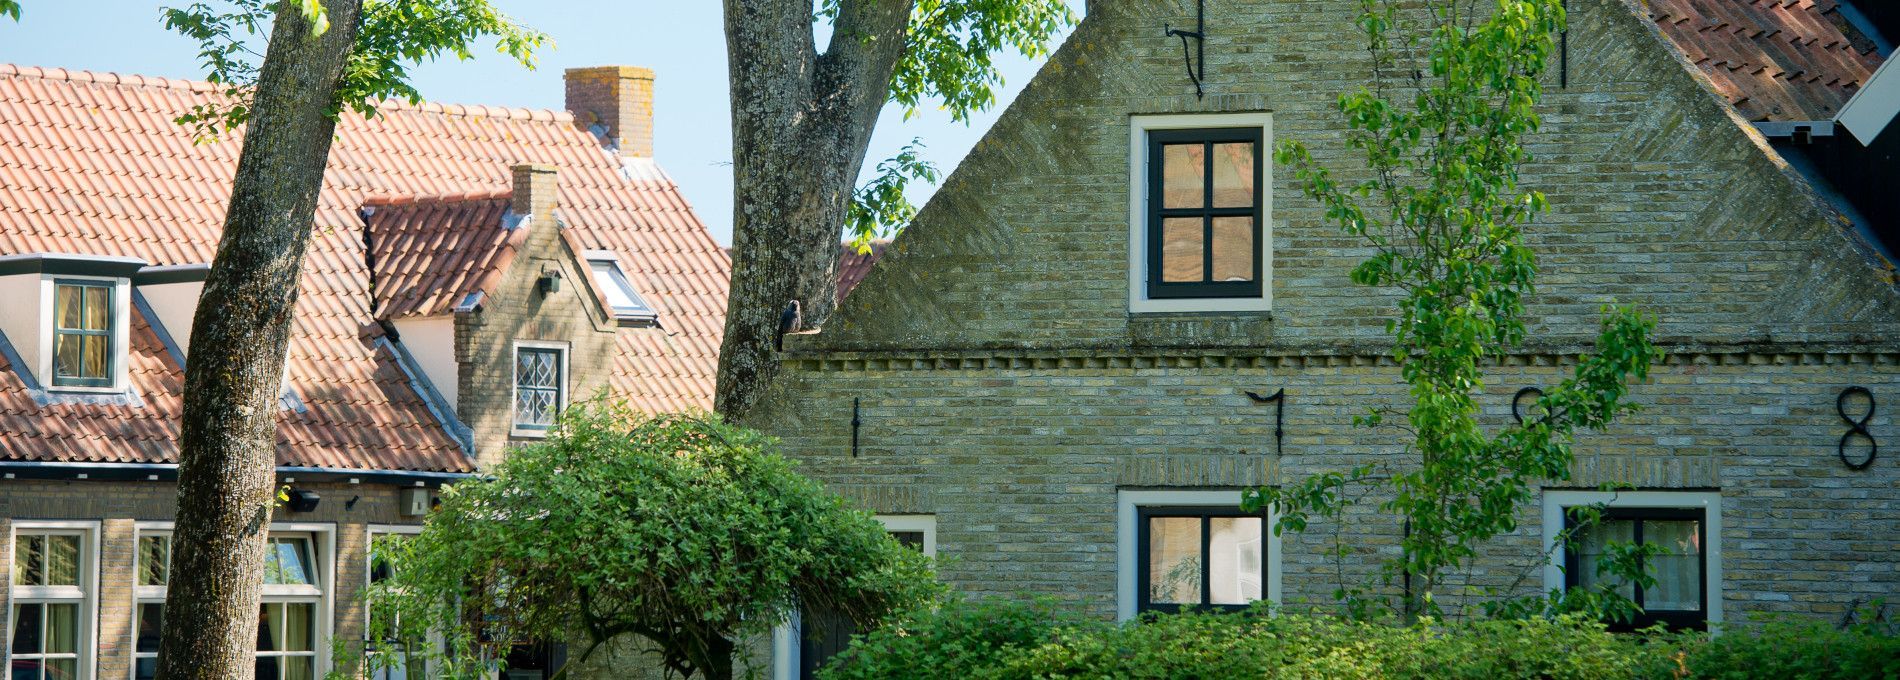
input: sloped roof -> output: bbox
[1648,0,1886,121]
[0,64,729,471]
[836,240,891,304]
[365,192,524,319]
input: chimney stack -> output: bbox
[511,164,558,222]
[564,66,655,158]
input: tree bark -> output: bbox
[716,0,914,419]
[155,2,362,679]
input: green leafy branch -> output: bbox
[846,139,939,252]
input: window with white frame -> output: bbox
[775,516,936,680]
[1117,490,1280,620]
[512,343,566,435]
[50,279,117,388]
[9,523,96,680]
[130,527,331,679]
[1542,490,1722,631]
[1128,114,1273,314]
[583,255,658,326]
[366,527,430,680]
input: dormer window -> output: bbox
[52,280,115,388]
[585,255,659,326]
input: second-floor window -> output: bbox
[1146,128,1263,300]
[513,345,565,433]
[52,280,115,388]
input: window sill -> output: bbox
[1129,297,1272,315]
[510,428,552,440]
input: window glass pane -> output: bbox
[48,659,79,680]
[136,603,165,653]
[516,388,557,428]
[136,658,159,680]
[889,531,925,552]
[517,349,557,389]
[140,535,170,586]
[284,656,316,680]
[53,333,84,380]
[259,603,283,652]
[589,261,654,315]
[1211,142,1255,208]
[285,602,315,652]
[44,534,79,586]
[1211,217,1255,283]
[56,284,82,329]
[1576,519,1635,601]
[256,656,280,680]
[82,334,109,379]
[1208,517,1263,605]
[14,534,42,585]
[264,538,314,586]
[1161,217,1204,283]
[85,285,109,330]
[44,602,77,654]
[11,602,42,654]
[1645,520,1702,611]
[1161,143,1205,209]
[1147,517,1201,604]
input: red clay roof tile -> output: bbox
[1648,0,1886,121]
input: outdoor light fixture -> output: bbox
[537,270,563,296]
[285,488,321,513]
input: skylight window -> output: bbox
[587,258,658,326]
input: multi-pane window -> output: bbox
[790,517,935,680]
[1146,129,1263,299]
[52,280,115,387]
[513,346,564,432]
[10,527,90,680]
[132,532,325,679]
[367,531,428,680]
[1564,507,1708,630]
[1137,507,1265,613]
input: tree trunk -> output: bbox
[715,0,914,420]
[155,3,362,679]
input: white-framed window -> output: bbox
[581,252,658,326]
[1542,490,1722,630]
[1127,113,1274,314]
[773,515,937,680]
[365,525,431,680]
[128,523,335,680]
[8,521,99,680]
[1117,489,1281,621]
[511,341,568,437]
[39,275,132,392]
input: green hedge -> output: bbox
[819,600,1900,680]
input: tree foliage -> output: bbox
[162,0,546,138]
[1242,0,1663,621]
[369,404,941,680]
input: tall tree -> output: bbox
[717,0,1074,418]
[1243,0,1660,622]
[153,2,541,678]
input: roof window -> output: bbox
[586,257,658,327]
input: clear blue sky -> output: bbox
[0,1,1081,246]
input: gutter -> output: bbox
[0,460,478,487]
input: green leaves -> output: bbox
[162,0,547,140]
[1256,0,1660,622]
[0,0,19,21]
[846,140,940,252]
[369,403,942,679]
[873,0,1076,124]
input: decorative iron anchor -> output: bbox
[1165,0,1206,99]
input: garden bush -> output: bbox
[819,599,1900,680]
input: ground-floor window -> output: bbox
[1117,490,1279,621]
[131,524,332,679]
[1543,490,1722,631]
[9,522,97,680]
[366,526,429,680]
[775,515,936,680]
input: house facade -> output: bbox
[754,0,1900,674]
[0,64,729,679]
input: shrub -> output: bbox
[821,599,1900,680]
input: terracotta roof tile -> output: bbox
[836,240,891,304]
[1648,0,1886,121]
[0,63,729,472]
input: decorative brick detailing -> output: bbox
[564,66,656,158]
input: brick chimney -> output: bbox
[564,66,655,158]
[511,164,558,222]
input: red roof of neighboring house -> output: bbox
[0,64,729,472]
[1648,0,1886,121]
[366,193,524,319]
[836,240,890,304]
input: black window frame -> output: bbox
[799,526,931,679]
[512,346,565,432]
[1563,506,1709,632]
[1146,127,1265,300]
[50,278,116,388]
[1136,505,1268,615]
